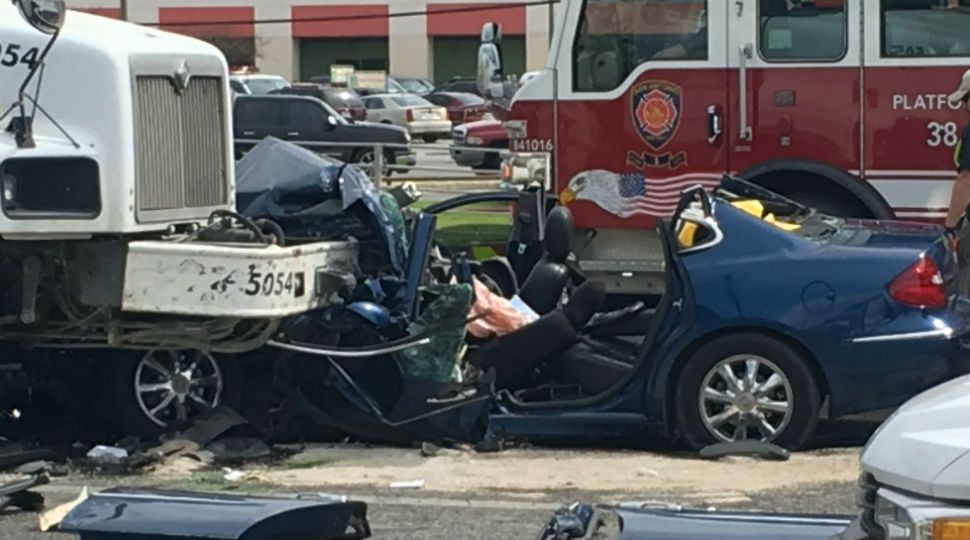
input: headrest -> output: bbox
[545,206,574,261]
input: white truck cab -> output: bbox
[852,375,970,539]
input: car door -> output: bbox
[285,99,344,159]
[233,98,286,155]
[726,0,861,180]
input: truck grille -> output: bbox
[857,473,885,540]
[134,75,228,217]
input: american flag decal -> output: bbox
[564,170,722,219]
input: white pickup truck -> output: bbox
[536,374,970,540]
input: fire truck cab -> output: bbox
[481,0,970,295]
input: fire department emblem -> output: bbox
[631,80,682,151]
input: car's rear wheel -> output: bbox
[674,334,820,450]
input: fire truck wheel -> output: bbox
[109,350,242,437]
[787,191,867,218]
[674,334,821,451]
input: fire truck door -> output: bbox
[727,0,862,190]
[860,0,970,222]
[552,0,730,231]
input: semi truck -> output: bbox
[0,1,358,433]
[478,0,970,296]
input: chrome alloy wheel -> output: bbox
[133,350,223,428]
[698,355,794,443]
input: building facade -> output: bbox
[66,0,553,84]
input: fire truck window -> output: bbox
[881,0,970,57]
[759,0,847,61]
[573,0,709,92]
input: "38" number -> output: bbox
[927,121,959,148]
[0,43,40,69]
[245,270,306,297]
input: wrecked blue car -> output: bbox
[235,138,970,450]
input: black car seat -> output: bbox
[555,225,679,395]
[471,281,606,390]
[518,206,576,315]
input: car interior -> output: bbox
[416,189,687,407]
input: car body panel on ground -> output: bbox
[536,504,850,540]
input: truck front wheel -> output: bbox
[110,349,241,436]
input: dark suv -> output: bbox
[233,95,415,174]
[271,83,367,122]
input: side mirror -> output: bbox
[15,0,66,34]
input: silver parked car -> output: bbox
[361,94,451,143]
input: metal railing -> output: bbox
[233,138,513,188]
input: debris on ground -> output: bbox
[12,460,67,477]
[0,474,48,513]
[207,437,273,463]
[0,444,60,472]
[699,441,791,462]
[86,445,128,463]
[389,479,425,490]
[38,487,89,532]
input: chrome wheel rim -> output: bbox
[699,355,794,443]
[134,350,223,428]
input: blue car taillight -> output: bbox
[888,254,947,309]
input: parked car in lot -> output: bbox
[272,83,367,122]
[450,119,508,170]
[232,95,415,175]
[362,94,451,143]
[424,92,489,126]
[355,77,409,97]
[433,77,481,96]
[280,177,970,450]
[229,74,291,95]
[395,76,435,94]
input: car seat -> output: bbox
[518,206,576,315]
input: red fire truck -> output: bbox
[479,0,970,294]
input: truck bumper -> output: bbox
[122,240,359,318]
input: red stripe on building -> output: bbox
[292,5,389,38]
[75,7,121,19]
[158,7,255,38]
[426,3,525,36]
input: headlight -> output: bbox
[874,495,970,540]
[466,136,484,145]
[404,131,412,143]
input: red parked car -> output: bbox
[424,92,489,127]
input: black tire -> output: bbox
[787,191,867,218]
[109,350,242,437]
[674,334,821,451]
[353,148,395,178]
[422,135,439,143]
